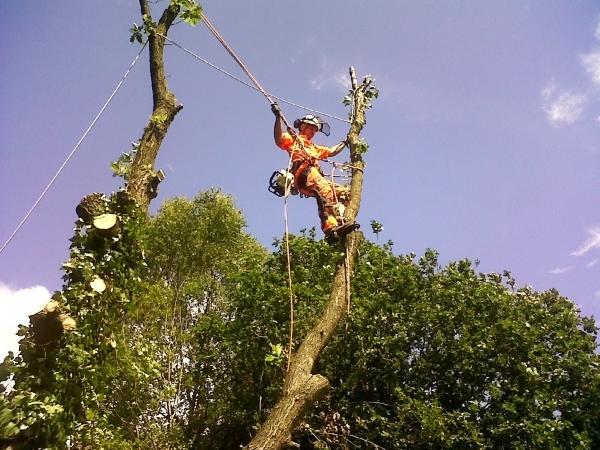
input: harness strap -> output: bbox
[292,160,325,195]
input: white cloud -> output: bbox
[595,289,600,299]
[586,259,597,268]
[0,283,50,358]
[571,227,600,257]
[334,72,351,90]
[549,266,574,274]
[309,70,351,93]
[580,52,600,85]
[308,54,352,93]
[541,84,587,126]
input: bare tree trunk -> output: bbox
[126,0,184,213]
[246,67,371,450]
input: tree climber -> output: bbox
[271,102,359,243]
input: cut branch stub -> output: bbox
[89,276,107,294]
[76,192,108,224]
[149,169,166,200]
[93,213,118,230]
[92,213,120,238]
[29,300,76,346]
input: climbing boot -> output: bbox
[335,222,360,238]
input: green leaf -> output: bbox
[3,421,19,438]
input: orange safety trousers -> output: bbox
[296,166,347,233]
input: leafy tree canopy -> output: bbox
[160,230,600,450]
[1,196,598,449]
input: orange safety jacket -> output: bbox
[277,132,333,185]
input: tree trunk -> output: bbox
[246,67,371,450]
[126,0,184,213]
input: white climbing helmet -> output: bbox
[294,114,330,136]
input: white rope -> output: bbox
[0,42,147,256]
[283,152,295,371]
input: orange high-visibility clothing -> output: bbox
[277,132,345,232]
[278,133,332,163]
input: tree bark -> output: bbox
[246,67,371,450]
[126,0,184,213]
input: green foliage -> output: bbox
[111,142,139,180]
[171,233,599,449]
[130,0,202,44]
[265,343,284,367]
[303,245,600,449]
[129,14,155,45]
[2,186,597,449]
[129,23,143,44]
[0,189,266,449]
[362,74,379,109]
[142,13,155,34]
[172,0,203,26]
[343,74,379,110]
[369,219,383,239]
[343,75,378,154]
[0,190,150,448]
[150,112,168,125]
[354,137,369,155]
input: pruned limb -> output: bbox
[93,213,118,230]
[76,192,107,224]
[246,67,372,450]
[92,213,121,238]
[29,300,76,347]
[149,169,166,200]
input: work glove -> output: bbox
[271,102,281,117]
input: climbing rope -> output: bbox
[0,41,148,257]
[282,153,295,370]
[344,251,351,332]
[202,15,272,102]
[157,33,349,124]
[197,14,360,358]
[194,14,303,365]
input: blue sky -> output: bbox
[1,1,600,354]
